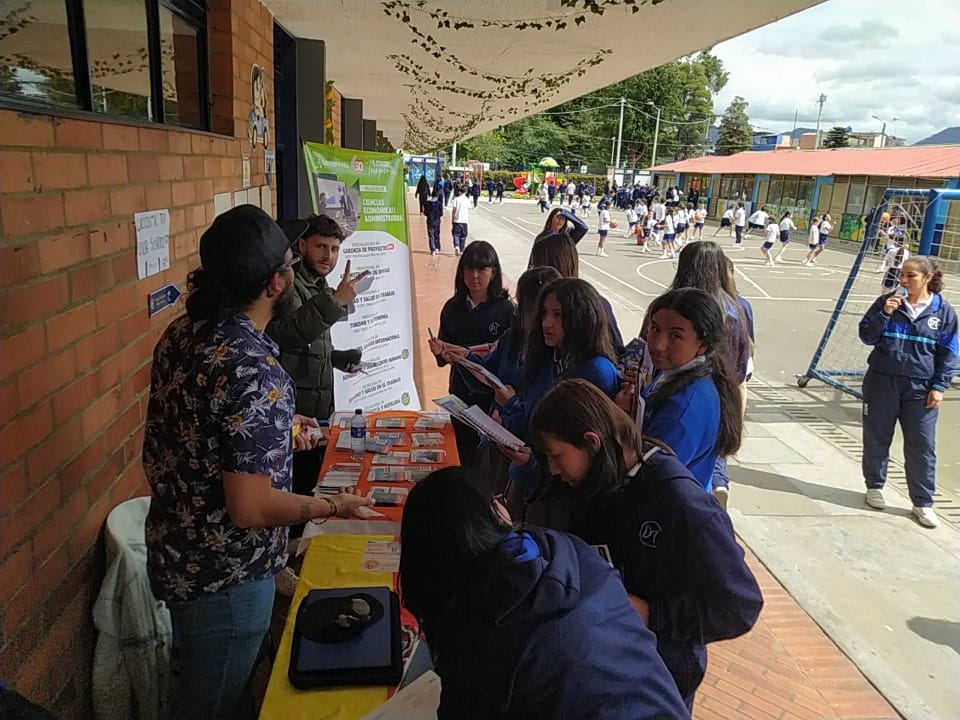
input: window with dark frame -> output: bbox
[0,0,209,131]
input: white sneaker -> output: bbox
[865,488,886,509]
[597,249,609,257]
[912,506,940,528]
[274,566,300,597]
[713,485,729,510]
[809,258,818,264]
[454,247,461,256]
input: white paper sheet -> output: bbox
[359,670,441,720]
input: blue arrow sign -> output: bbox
[148,284,183,317]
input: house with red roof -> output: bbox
[649,145,960,239]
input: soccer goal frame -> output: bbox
[798,187,960,397]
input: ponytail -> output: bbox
[930,269,945,294]
[905,256,945,294]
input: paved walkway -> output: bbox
[405,195,903,720]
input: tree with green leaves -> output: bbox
[715,96,752,156]
[823,126,850,149]
[451,51,729,169]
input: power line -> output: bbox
[538,101,623,116]
[623,100,719,126]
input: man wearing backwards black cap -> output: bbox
[142,205,372,720]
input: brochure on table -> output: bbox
[302,141,420,412]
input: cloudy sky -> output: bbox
[710,0,960,144]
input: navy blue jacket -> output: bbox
[432,527,689,719]
[437,294,515,405]
[569,449,763,702]
[424,196,444,227]
[859,292,958,392]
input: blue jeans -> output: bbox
[170,577,274,719]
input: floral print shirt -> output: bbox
[143,310,294,602]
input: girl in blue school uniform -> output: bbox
[428,241,515,464]
[528,379,763,711]
[494,278,621,492]
[858,257,958,529]
[635,288,744,491]
[439,266,562,490]
[398,467,690,719]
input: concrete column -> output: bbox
[362,119,377,151]
[341,99,364,150]
[294,38,326,216]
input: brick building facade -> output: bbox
[0,0,283,714]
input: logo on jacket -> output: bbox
[488,321,501,334]
[927,316,941,330]
[639,520,661,548]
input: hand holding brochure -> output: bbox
[432,395,525,451]
[452,356,508,391]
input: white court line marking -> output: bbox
[735,266,771,298]
[496,215,653,306]
[634,260,671,291]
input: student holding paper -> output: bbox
[441,267,562,495]
[528,379,763,711]
[496,279,621,492]
[428,241,514,464]
[399,467,689,719]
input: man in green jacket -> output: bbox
[268,214,370,496]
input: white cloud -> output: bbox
[710,0,960,143]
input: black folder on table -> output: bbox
[288,586,402,689]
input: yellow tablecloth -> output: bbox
[258,535,397,720]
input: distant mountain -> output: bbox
[914,127,960,146]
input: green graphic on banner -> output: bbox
[301,142,420,412]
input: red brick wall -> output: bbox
[0,0,275,715]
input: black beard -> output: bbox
[273,280,296,319]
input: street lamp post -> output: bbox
[647,101,661,169]
[614,96,626,169]
[872,114,899,148]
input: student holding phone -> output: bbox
[858,257,958,528]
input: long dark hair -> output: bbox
[664,240,750,380]
[527,233,579,278]
[453,241,508,302]
[508,266,562,362]
[538,208,566,238]
[530,379,642,501]
[399,467,512,644]
[524,278,615,386]
[646,288,743,457]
